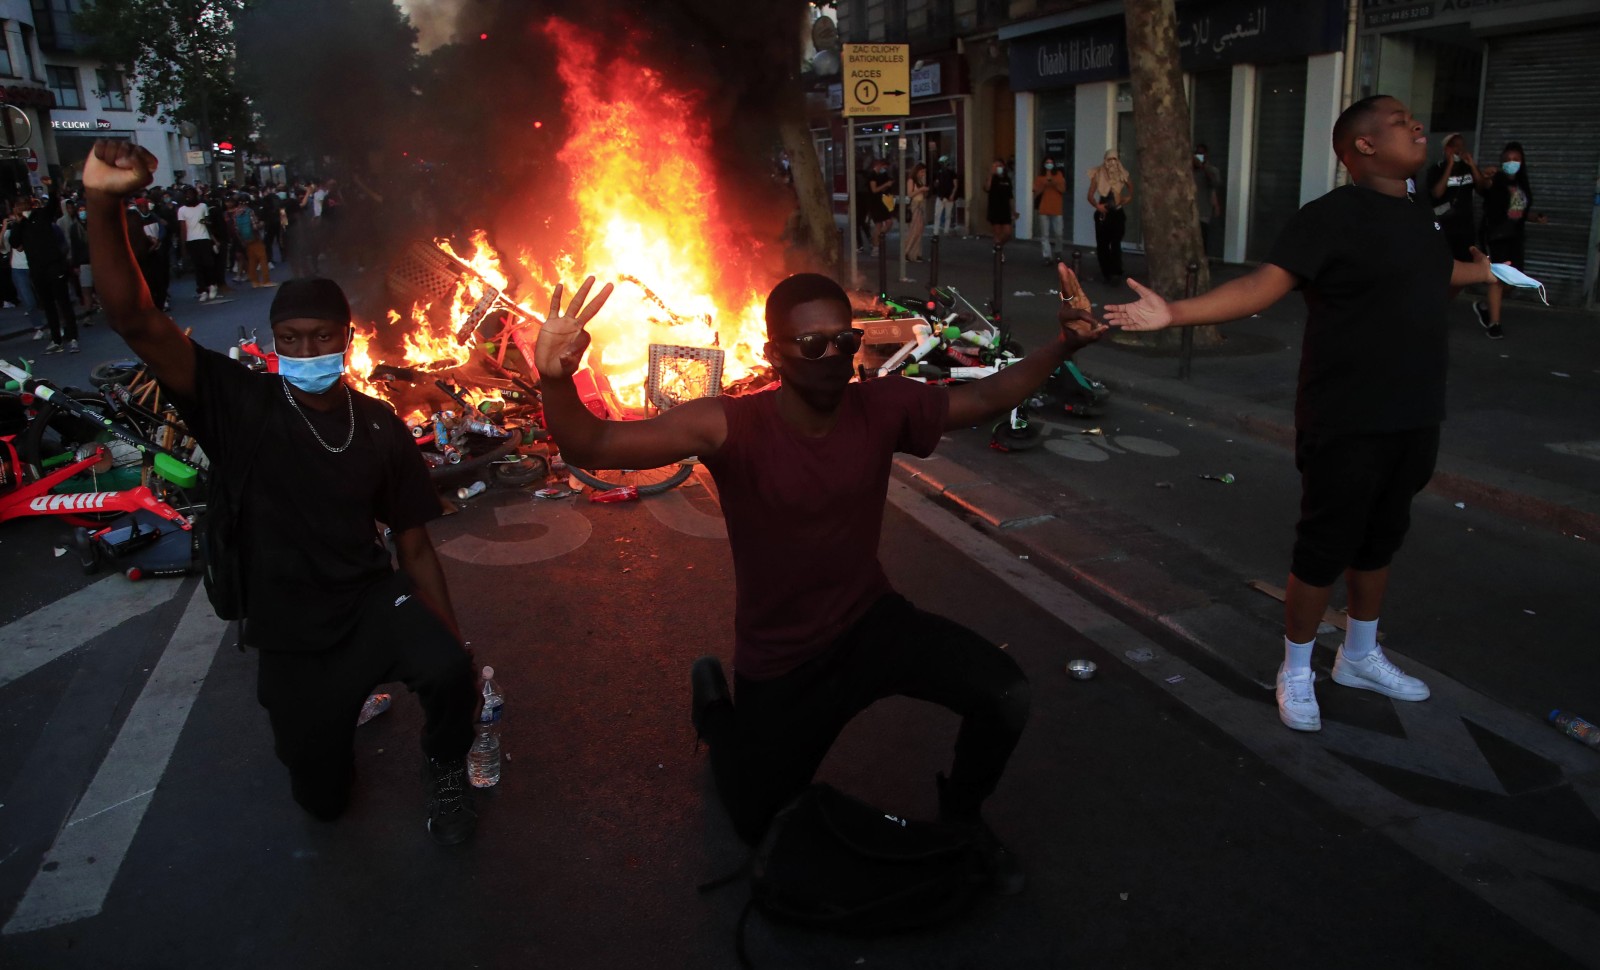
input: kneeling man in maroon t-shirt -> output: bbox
[536,271,1104,893]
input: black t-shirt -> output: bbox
[1425,159,1475,238]
[933,168,958,199]
[1479,171,1532,241]
[1266,183,1453,435]
[168,343,441,651]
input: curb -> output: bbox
[1084,358,1600,540]
[893,453,1276,685]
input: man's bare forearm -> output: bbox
[1169,267,1290,327]
[539,374,612,467]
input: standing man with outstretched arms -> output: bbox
[83,139,480,845]
[1105,96,1501,733]
[535,267,1107,894]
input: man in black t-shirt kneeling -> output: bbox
[84,140,479,845]
[1106,96,1502,733]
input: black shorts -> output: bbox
[1482,233,1524,270]
[1290,426,1440,587]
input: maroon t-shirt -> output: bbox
[703,377,949,681]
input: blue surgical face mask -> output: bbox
[1044,162,1054,170]
[77,210,87,221]
[1502,160,1522,175]
[278,351,346,394]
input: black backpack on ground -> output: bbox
[703,783,988,967]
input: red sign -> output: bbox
[25,149,38,172]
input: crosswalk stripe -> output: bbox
[3,584,227,935]
[0,576,182,689]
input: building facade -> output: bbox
[822,0,1600,307]
[0,0,196,199]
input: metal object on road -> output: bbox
[991,244,1004,324]
[1071,248,1082,281]
[1199,472,1235,484]
[457,480,488,501]
[930,233,940,289]
[1066,658,1098,680]
[1179,261,1198,381]
[646,343,725,412]
[534,485,573,500]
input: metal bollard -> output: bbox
[878,238,889,298]
[1178,261,1199,380]
[991,244,1005,323]
[1072,249,1082,281]
[837,225,847,280]
[929,234,940,290]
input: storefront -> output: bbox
[1361,0,1600,306]
[819,50,970,222]
[1004,0,1346,262]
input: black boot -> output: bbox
[690,655,731,741]
[937,772,1024,895]
[425,756,477,846]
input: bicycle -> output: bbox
[2,358,203,577]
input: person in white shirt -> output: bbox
[176,188,221,302]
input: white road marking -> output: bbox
[885,478,1600,967]
[0,576,182,689]
[3,584,227,935]
[438,499,592,565]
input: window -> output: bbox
[96,68,129,110]
[47,64,81,108]
[20,24,38,79]
[0,23,14,77]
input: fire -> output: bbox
[351,17,775,423]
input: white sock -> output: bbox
[1283,636,1315,673]
[1343,618,1379,660]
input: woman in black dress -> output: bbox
[1085,149,1133,284]
[984,158,1016,247]
[1473,141,1546,339]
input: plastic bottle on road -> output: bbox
[1548,710,1600,749]
[468,666,503,788]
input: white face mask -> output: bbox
[1194,154,1206,163]
[1044,162,1054,171]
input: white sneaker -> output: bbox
[1332,646,1430,701]
[208,285,219,299]
[31,328,43,340]
[198,292,209,302]
[1276,663,1321,732]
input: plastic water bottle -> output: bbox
[468,666,503,788]
[1548,710,1600,749]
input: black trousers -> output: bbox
[185,240,222,293]
[1093,208,1126,280]
[29,266,76,344]
[136,254,170,310]
[254,572,476,821]
[702,592,1031,845]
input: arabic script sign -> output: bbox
[1010,0,1343,91]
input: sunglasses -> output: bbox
[789,328,864,360]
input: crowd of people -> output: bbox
[1,173,370,347]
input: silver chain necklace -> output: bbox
[281,377,356,453]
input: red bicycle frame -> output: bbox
[0,437,192,533]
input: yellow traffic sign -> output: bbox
[842,44,909,118]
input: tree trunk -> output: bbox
[778,101,838,270]
[1122,0,1222,350]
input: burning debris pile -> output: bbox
[344,16,779,466]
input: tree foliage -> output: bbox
[74,0,252,139]
[235,0,421,169]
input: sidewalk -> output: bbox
[860,225,1600,539]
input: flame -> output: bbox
[352,18,775,421]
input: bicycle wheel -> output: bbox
[569,462,694,495]
[990,417,1044,452]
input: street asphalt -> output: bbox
[1,244,1596,968]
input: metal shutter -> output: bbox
[1248,60,1308,262]
[1479,26,1600,306]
